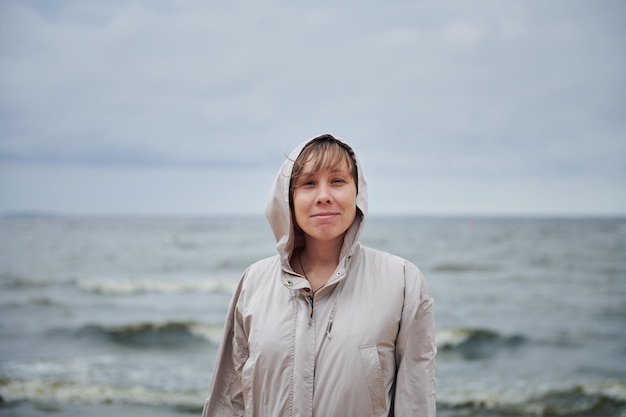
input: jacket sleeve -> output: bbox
[202,273,249,417]
[394,262,437,417]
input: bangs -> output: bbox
[298,144,353,178]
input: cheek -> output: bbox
[292,193,308,222]
[348,200,357,219]
[345,186,358,207]
[342,189,358,219]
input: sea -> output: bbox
[0,215,625,417]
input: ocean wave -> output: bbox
[436,327,525,359]
[432,262,500,273]
[0,297,66,309]
[77,321,223,347]
[438,380,626,416]
[77,323,521,353]
[0,378,203,412]
[76,278,237,295]
[0,275,61,288]
[1,275,239,295]
[1,377,624,416]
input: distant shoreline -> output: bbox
[2,211,625,220]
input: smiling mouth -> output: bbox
[312,213,338,219]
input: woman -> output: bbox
[202,134,436,417]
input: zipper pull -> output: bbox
[325,305,337,339]
[325,318,333,339]
[306,296,314,325]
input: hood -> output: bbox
[265,135,368,270]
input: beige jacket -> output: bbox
[202,137,436,417]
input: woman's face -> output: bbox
[292,157,357,245]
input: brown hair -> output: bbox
[289,134,358,210]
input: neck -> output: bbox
[301,234,344,267]
[297,235,345,293]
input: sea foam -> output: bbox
[76,278,237,295]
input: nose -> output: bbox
[316,183,333,204]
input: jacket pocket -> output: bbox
[359,344,387,417]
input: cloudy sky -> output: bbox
[1,0,624,216]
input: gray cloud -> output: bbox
[1,0,624,215]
